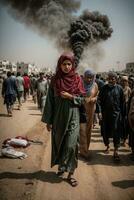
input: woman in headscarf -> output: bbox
[79,69,98,159]
[42,52,85,187]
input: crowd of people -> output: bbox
[1,71,51,116]
[42,52,134,187]
[1,52,134,187]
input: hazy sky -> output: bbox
[0,0,134,72]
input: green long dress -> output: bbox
[42,83,84,173]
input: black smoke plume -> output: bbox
[0,0,113,66]
[69,10,113,65]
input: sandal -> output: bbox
[67,177,78,187]
[113,153,120,162]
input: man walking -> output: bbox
[2,71,17,116]
[99,72,125,161]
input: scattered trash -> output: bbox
[1,145,27,159]
[1,136,43,159]
[6,138,29,148]
[3,136,43,148]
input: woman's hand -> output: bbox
[60,91,73,100]
[85,96,97,103]
[85,97,91,103]
[90,97,97,103]
[46,124,52,132]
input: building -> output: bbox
[0,60,9,75]
[17,62,40,75]
[125,62,134,75]
[0,60,17,76]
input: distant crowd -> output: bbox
[1,71,53,116]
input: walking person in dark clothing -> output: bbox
[96,74,105,91]
[2,71,17,116]
[94,74,105,126]
[98,72,125,161]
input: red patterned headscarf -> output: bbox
[53,52,85,96]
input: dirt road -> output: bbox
[35,126,134,200]
[0,96,49,200]
[0,95,134,200]
[0,96,41,142]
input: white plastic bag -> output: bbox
[7,138,29,147]
[1,146,28,159]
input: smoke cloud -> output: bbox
[69,10,113,65]
[1,0,113,67]
[77,44,105,74]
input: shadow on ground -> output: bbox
[29,113,42,116]
[79,149,134,167]
[112,180,134,189]
[0,113,9,117]
[0,170,63,184]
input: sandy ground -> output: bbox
[0,93,134,200]
[35,127,134,200]
[0,95,49,200]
